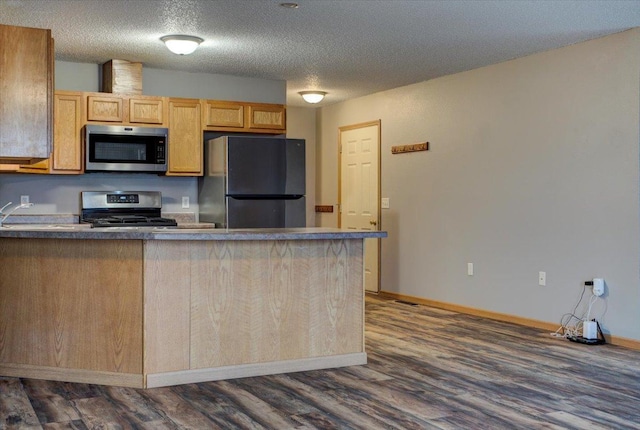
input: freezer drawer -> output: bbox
[226,197,305,229]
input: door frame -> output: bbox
[338,120,382,292]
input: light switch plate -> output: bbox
[381,198,390,209]
[182,196,189,209]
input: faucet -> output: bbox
[0,202,34,227]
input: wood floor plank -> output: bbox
[544,410,615,430]
[0,377,40,428]
[139,387,219,429]
[229,376,318,417]
[42,421,88,430]
[102,386,165,423]
[267,373,407,429]
[1,295,640,429]
[171,382,271,429]
[210,380,299,429]
[72,397,139,429]
[21,379,81,424]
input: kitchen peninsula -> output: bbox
[0,227,386,388]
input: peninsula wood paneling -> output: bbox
[0,239,143,374]
[189,239,364,369]
[143,239,364,375]
[143,241,191,374]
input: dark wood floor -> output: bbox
[2,295,640,429]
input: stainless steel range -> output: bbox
[81,191,177,228]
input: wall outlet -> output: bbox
[182,196,189,209]
[467,263,474,276]
[539,271,546,286]
[20,195,29,204]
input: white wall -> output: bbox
[316,29,640,341]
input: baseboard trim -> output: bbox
[146,352,368,388]
[378,291,640,351]
[0,363,144,388]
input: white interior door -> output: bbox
[339,121,380,293]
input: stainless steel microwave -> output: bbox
[85,125,168,173]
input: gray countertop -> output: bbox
[0,225,388,241]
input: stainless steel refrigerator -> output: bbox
[198,136,306,228]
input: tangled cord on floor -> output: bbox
[551,285,600,339]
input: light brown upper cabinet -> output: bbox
[129,98,165,124]
[202,101,285,134]
[19,91,84,174]
[167,98,202,176]
[0,24,53,164]
[51,92,84,173]
[246,103,286,131]
[86,94,123,122]
[86,93,166,126]
[202,101,245,129]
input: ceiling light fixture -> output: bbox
[280,2,299,8]
[299,91,327,104]
[161,35,204,55]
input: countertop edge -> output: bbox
[0,227,388,241]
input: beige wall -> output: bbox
[315,29,640,341]
[286,106,317,226]
[55,61,286,104]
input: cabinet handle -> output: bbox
[369,220,377,226]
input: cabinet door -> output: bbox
[87,95,123,122]
[0,24,52,162]
[247,103,286,131]
[129,97,164,124]
[202,101,244,128]
[52,92,83,173]
[17,91,84,174]
[167,99,202,176]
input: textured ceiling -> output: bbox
[1,0,640,106]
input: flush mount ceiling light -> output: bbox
[299,91,327,104]
[161,35,204,55]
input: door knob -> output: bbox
[369,220,377,226]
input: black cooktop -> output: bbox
[89,215,178,228]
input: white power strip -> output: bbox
[593,278,604,297]
[583,321,598,340]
